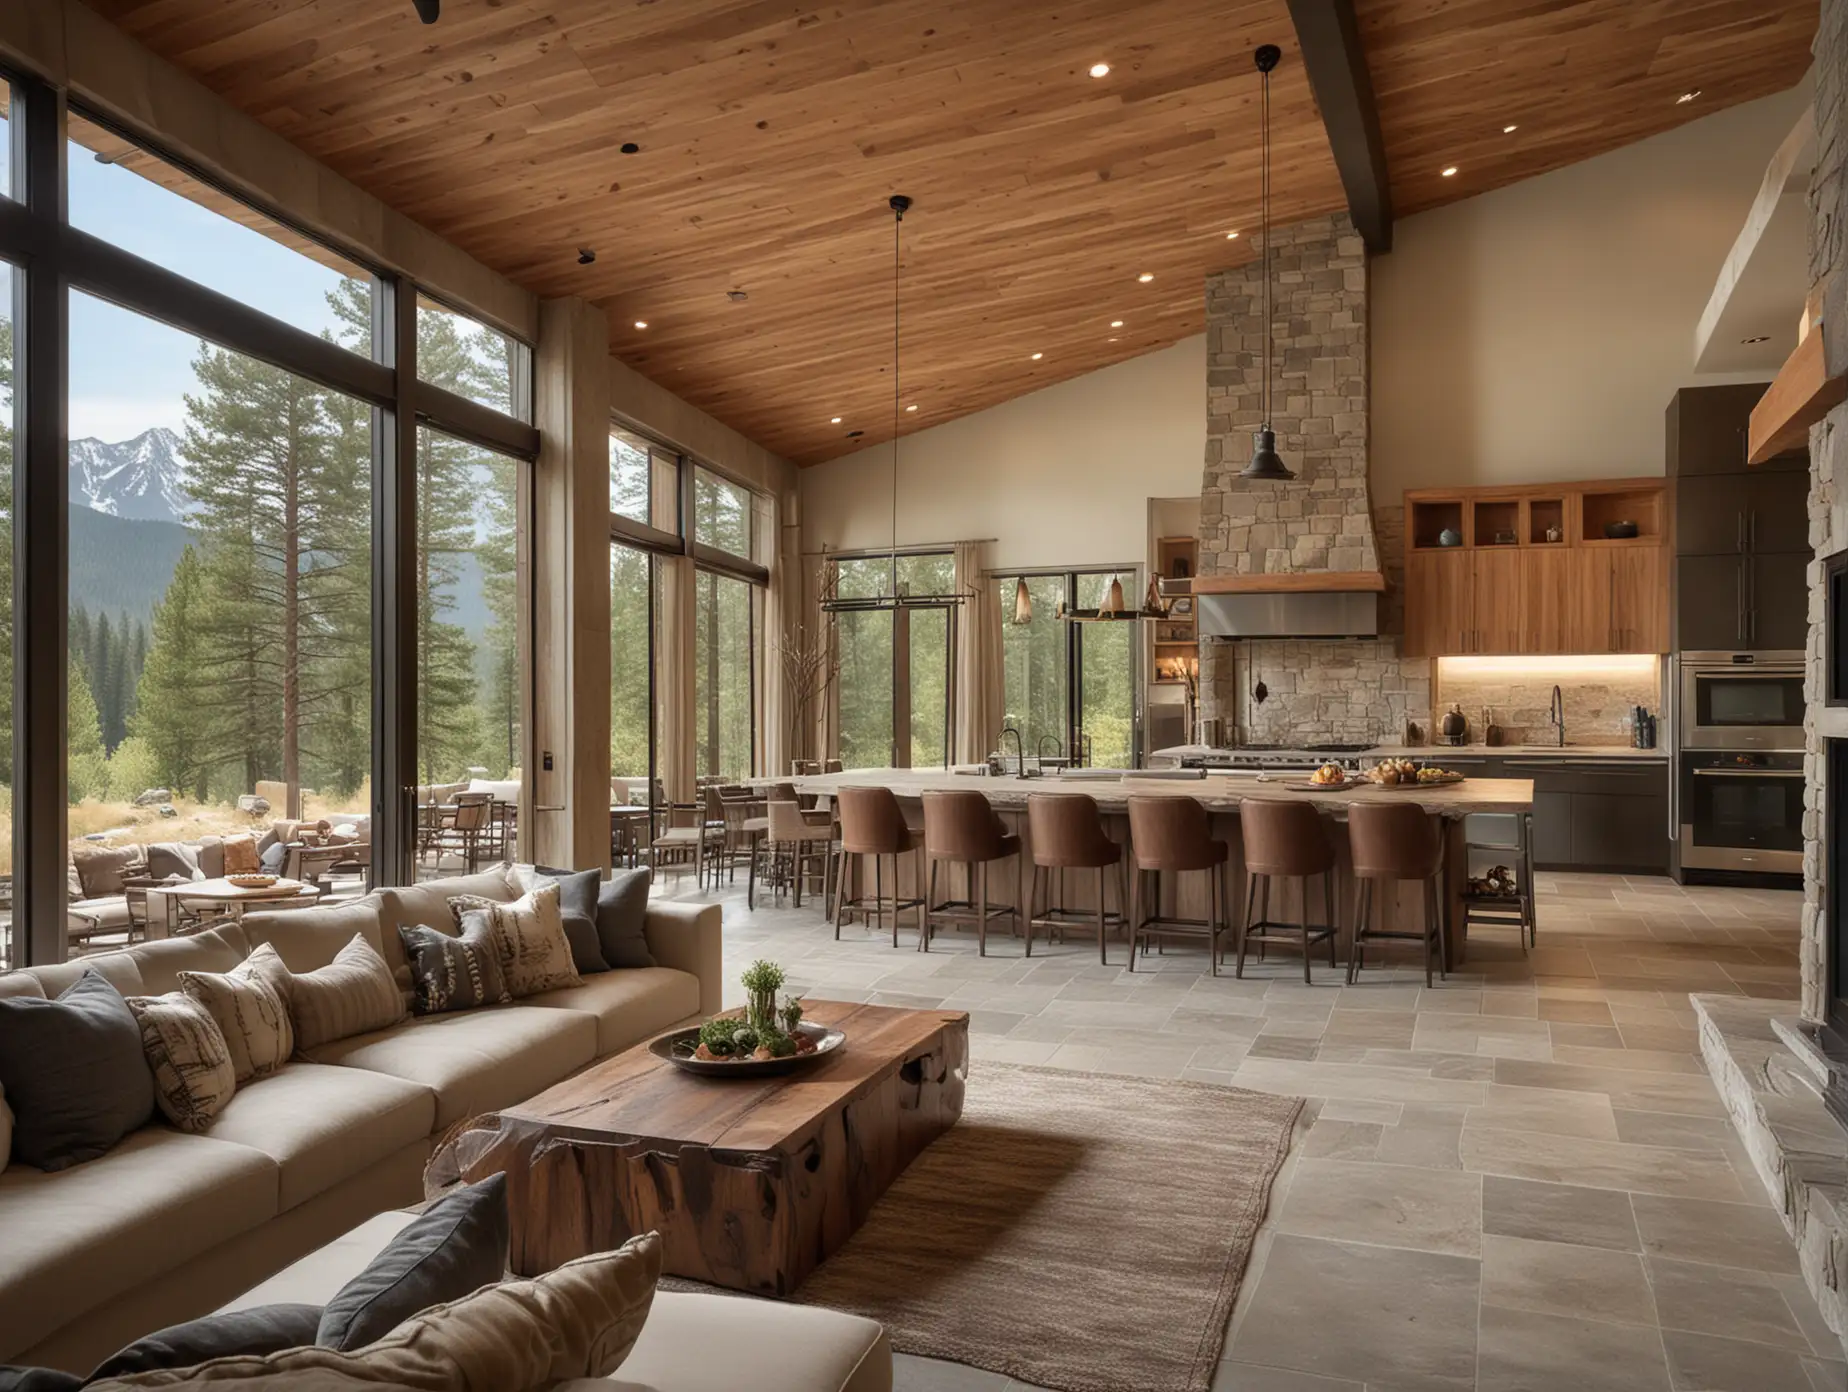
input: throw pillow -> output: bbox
[0,1368,81,1391]
[89,1305,323,1379]
[0,970,154,1171]
[514,865,608,974]
[447,884,579,998]
[220,833,261,876]
[287,935,406,1051]
[145,842,203,883]
[398,916,509,1015]
[126,993,237,1134]
[177,950,294,1084]
[316,1174,510,1352]
[82,1233,660,1391]
[70,844,146,899]
[594,868,656,969]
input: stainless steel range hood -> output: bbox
[1196,586,1380,640]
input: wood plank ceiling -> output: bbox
[87,0,1815,466]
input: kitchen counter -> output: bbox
[1148,742,1668,765]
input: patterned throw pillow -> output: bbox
[126,993,236,1133]
[448,883,579,998]
[399,915,510,1015]
[287,935,406,1051]
[177,945,295,1083]
[220,833,261,876]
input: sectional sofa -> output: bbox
[0,867,722,1374]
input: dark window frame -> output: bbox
[997,566,1143,768]
[0,67,538,959]
[828,548,958,769]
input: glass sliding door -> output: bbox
[837,609,893,768]
[610,543,655,795]
[999,571,1139,768]
[695,569,754,782]
[1000,576,1070,761]
[1074,573,1136,769]
[831,552,955,770]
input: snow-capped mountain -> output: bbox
[68,428,197,526]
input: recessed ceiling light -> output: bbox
[1502,124,1518,133]
[906,404,918,412]
[830,416,842,424]
[1089,62,1111,78]
[633,319,648,329]
[620,142,641,154]
[1138,272,1154,283]
[1108,337,1118,343]
[1676,90,1700,104]
[1441,166,1458,177]
[1741,335,1770,345]
[1226,230,1240,239]
[1030,352,1043,361]
[726,288,748,302]
[1110,320,1124,328]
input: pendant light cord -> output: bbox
[1260,59,1272,430]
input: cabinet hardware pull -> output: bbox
[1737,512,1745,554]
[1735,562,1746,645]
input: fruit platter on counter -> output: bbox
[650,959,846,1077]
[1365,757,1466,787]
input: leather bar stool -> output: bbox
[1125,795,1231,973]
[1236,799,1339,983]
[754,797,835,911]
[921,790,1023,954]
[741,782,797,909]
[1346,800,1447,987]
[832,786,924,947]
[1026,793,1128,963]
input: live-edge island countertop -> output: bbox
[770,768,1534,967]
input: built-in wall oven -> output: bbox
[1678,651,1805,750]
[1678,749,1804,874]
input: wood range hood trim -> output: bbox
[1192,570,1387,595]
[1748,318,1847,464]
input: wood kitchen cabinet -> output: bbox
[1403,480,1667,657]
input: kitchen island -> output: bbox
[779,768,1536,969]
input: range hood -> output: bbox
[1194,571,1383,640]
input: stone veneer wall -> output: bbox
[1803,0,1847,1024]
[1196,213,1428,743]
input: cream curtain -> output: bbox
[953,541,1004,765]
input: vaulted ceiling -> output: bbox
[88,0,1817,465]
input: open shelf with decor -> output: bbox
[1473,498,1520,548]
[1528,497,1568,545]
[1580,485,1665,545]
[1410,498,1466,551]
[1151,534,1198,685]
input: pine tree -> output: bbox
[68,657,108,803]
[132,546,214,801]
[69,605,93,692]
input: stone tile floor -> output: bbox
[664,868,1842,1392]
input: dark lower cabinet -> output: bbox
[1496,757,1669,873]
[1531,790,1573,865]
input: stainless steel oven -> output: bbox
[1678,749,1804,873]
[1677,651,1804,750]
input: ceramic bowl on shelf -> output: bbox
[1603,520,1639,539]
[1437,527,1463,547]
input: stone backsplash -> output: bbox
[1434,659,1664,746]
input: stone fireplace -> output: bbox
[1195,212,1430,744]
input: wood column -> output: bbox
[529,297,611,871]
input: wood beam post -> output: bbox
[529,297,611,871]
[1285,0,1394,253]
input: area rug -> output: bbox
[772,1063,1302,1392]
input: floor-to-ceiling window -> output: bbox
[832,552,955,769]
[999,570,1138,768]
[0,72,537,959]
[691,465,763,783]
[609,543,656,793]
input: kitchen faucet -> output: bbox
[1548,685,1565,747]
[1000,725,1028,779]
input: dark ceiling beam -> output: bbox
[1285,0,1393,253]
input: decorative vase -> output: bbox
[1437,527,1462,548]
[1440,703,1468,742]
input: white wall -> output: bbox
[802,83,1807,556]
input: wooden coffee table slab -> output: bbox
[449,1000,969,1295]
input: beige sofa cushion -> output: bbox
[241,899,390,975]
[304,1006,596,1129]
[198,1062,436,1211]
[287,936,405,1052]
[0,1128,278,1362]
[71,844,147,898]
[0,950,144,1003]
[127,926,251,996]
[521,968,701,1057]
[127,993,238,1133]
[221,1213,892,1392]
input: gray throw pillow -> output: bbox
[316,1173,509,1352]
[88,1304,323,1379]
[0,1367,81,1391]
[398,917,510,1015]
[145,842,202,882]
[595,868,655,968]
[532,865,610,974]
[0,971,154,1171]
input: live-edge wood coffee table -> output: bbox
[450,1000,969,1296]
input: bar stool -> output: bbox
[1346,800,1447,987]
[1026,793,1129,963]
[832,786,924,947]
[921,790,1022,954]
[1125,795,1231,973]
[1236,799,1339,983]
[753,796,834,911]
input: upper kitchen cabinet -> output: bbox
[1403,480,1667,658]
[1666,382,1805,477]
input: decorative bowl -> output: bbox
[1603,520,1639,539]
[1437,528,1463,547]
[651,1020,846,1078]
[226,873,280,889]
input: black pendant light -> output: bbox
[1241,43,1295,482]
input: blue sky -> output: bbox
[66,136,361,443]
